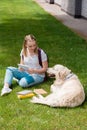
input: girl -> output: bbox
[1,34,48,96]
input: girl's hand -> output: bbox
[19,67,25,71]
[28,68,36,74]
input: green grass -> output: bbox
[0,0,87,130]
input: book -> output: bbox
[34,88,47,95]
[18,64,29,70]
[17,90,32,95]
[17,90,35,99]
[17,93,35,99]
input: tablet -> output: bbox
[18,64,29,70]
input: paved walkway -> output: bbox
[35,0,87,41]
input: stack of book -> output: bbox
[17,90,35,99]
[17,89,47,99]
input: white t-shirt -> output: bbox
[20,49,47,78]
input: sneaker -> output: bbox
[1,87,12,96]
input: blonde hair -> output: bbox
[22,34,38,56]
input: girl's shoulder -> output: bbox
[38,48,46,55]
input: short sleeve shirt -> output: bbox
[20,49,47,77]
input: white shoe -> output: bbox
[1,87,12,96]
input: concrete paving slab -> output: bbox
[34,0,87,40]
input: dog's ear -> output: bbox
[59,71,66,80]
[64,67,71,76]
[56,67,71,80]
[55,70,65,80]
[55,71,60,79]
[60,68,71,79]
[54,71,64,86]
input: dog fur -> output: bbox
[31,64,85,107]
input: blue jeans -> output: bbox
[4,67,44,88]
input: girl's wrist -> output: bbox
[34,69,37,73]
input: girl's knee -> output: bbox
[19,78,28,88]
[7,66,16,71]
[6,67,13,75]
[6,67,12,71]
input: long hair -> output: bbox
[22,34,38,56]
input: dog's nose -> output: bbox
[48,74,55,78]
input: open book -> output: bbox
[18,64,29,70]
[34,89,47,95]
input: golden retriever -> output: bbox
[31,64,85,107]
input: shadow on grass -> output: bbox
[0,17,87,68]
[0,17,75,43]
[0,17,72,66]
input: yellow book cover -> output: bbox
[17,93,35,99]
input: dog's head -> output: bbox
[55,66,71,80]
[47,64,71,79]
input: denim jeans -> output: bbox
[4,67,44,88]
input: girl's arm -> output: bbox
[28,61,48,74]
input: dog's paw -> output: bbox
[30,96,39,103]
[37,94,44,99]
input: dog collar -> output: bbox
[65,73,74,80]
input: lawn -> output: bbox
[0,0,87,130]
